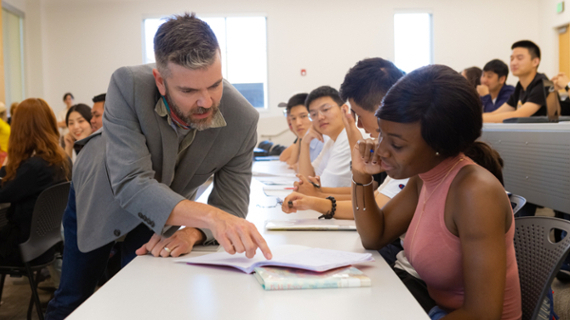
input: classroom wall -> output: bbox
[3,0,547,145]
[539,0,570,78]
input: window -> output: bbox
[143,16,268,109]
[394,12,433,73]
[2,4,25,109]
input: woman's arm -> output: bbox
[282,190,392,220]
[442,166,512,320]
[350,140,417,250]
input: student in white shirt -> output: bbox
[298,86,351,188]
[294,58,405,199]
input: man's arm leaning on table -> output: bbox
[104,67,270,259]
[482,101,541,123]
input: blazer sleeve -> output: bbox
[200,114,258,244]
[103,67,185,235]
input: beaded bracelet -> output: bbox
[318,196,337,219]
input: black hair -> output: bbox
[378,64,503,183]
[512,40,541,60]
[92,93,106,103]
[305,86,344,109]
[340,58,405,112]
[462,66,482,89]
[482,59,509,82]
[285,93,309,114]
[66,103,92,126]
[63,92,74,102]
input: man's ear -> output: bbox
[153,68,167,96]
[499,75,507,86]
[532,57,540,69]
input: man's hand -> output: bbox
[293,174,321,196]
[476,84,489,97]
[302,126,324,145]
[341,105,364,149]
[136,227,204,257]
[552,73,570,91]
[207,212,272,260]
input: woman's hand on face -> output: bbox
[351,138,384,177]
[63,133,76,149]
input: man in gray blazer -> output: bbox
[46,13,271,320]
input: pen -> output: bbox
[285,187,295,190]
[310,181,320,188]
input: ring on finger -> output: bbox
[163,247,172,253]
[370,149,374,153]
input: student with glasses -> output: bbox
[297,86,351,188]
[278,93,325,166]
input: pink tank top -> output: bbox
[403,153,521,319]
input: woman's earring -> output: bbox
[435,152,439,156]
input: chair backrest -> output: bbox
[19,182,70,263]
[509,194,527,216]
[514,216,570,320]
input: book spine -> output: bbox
[263,278,368,291]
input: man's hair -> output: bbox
[286,93,309,114]
[305,86,344,109]
[483,59,509,82]
[154,13,220,77]
[92,93,106,103]
[62,92,74,102]
[512,40,541,60]
[340,58,405,112]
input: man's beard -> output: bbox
[164,83,220,131]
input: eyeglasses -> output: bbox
[309,104,335,120]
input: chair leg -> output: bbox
[0,273,6,303]
[24,264,44,320]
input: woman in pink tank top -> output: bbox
[350,65,522,320]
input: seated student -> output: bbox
[477,59,516,113]
[0,98,71,266]
[483,40,547,123]
[352,65,521,319]
[63,103,93,161]
[460,66,482,89]
[294,58,404,199]
[279,93,325,165]
[298,86,351,188]
[90,93,106,132]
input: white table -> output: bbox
[67,161,429,320]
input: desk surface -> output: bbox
[67,161,429,320]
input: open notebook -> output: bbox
[175,244,374,274]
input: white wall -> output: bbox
[538,0,570,78]
[6,0,546,144]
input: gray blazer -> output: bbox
[73,64,258,253]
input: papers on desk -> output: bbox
[265,219,357,231]
[256,176,297,186]
[176,244,374,274]
[254,266,371,291]
[252,161,296,177]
